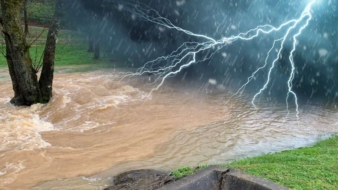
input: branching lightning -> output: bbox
[121,0,317,115]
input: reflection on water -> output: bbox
[0,66,337,190]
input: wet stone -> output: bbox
[104,169,176,190]
[105,166,288,190]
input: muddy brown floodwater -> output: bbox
[0,66,337,190]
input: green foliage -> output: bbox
[24,0,74,28]
[26,1,55,25]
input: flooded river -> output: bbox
[0,66,337,190]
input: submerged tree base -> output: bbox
[10,95,29,106]
[0,0,62,107]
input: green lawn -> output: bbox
[0,45,108,67]
[172,135,338,190]
[0,26,107,67]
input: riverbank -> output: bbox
[173,134,338,189]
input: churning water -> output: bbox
[0,66,337,190]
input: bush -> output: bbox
[26,1,55,26]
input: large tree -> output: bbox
[0,0,63,106]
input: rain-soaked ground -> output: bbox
[0,66,337,190]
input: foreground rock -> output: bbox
[104,166,289,190]
[104,169,176,190]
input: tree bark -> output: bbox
[93,39,100,60]
[88,33,94,52]
[39,0,62,103]
[1,0,40,106]
[0,0,63,106]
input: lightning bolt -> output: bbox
[252,1,315,118]
[121,0,317,115]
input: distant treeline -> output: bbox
[0,0,71,28]
[26,0,55,25]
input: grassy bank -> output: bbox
[0,45,107,67]
[173,135,338,189]
[0,26,107,67]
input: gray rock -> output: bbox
[104,166,289,190]
[160,166,288,190]
[104,169,176,190]
[158,166,229,190]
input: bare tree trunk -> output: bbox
[0,0,63,106]
[23,0,29,35]
[1,0,40,106]
[93,39,100,60]
[88,33,94,52]
[39,0,63,103]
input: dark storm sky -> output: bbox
[75,0,338,101]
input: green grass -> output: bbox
[172,135,338,190]
[0,26,107,67]
[54,45,108,66]
[172,167,205,179]
[0,45,107,67]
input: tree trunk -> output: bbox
[93,39,100,60]
[0,0,63,106]
[39,0,63,103]
[23,0,29,35]
[1,0,40,106]
[88,33,94,52]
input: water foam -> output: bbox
[45,74,149,133]
[0,104,54,152]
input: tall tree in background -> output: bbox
[93,38,100,60]
[91,13,100,60]
[0,0,64,106]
